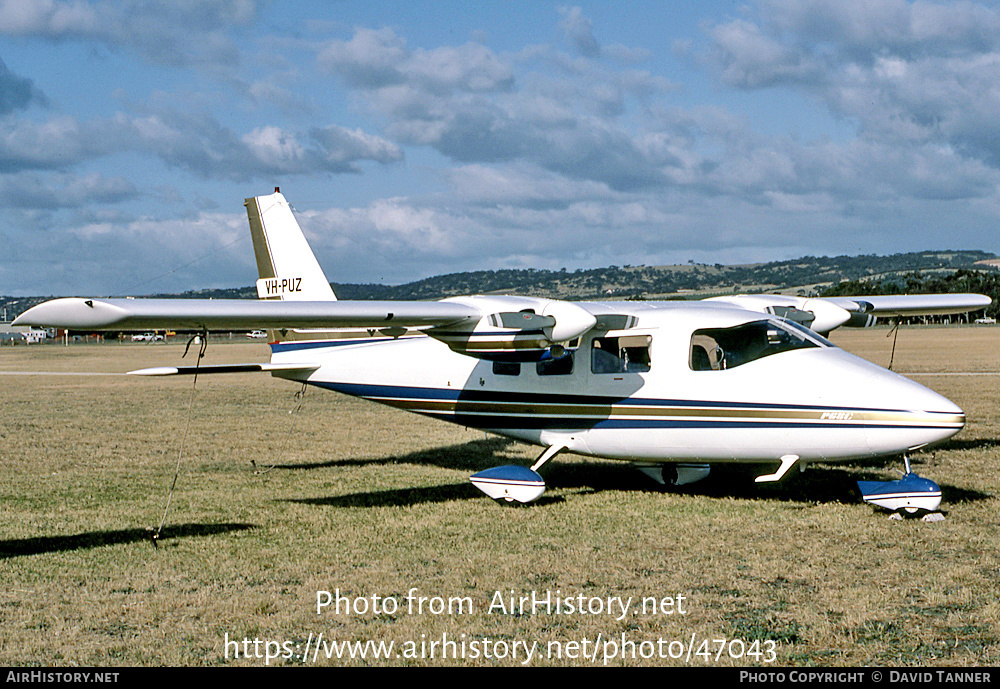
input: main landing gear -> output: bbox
[469,444,566,503]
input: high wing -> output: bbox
[822,294,994,318]
[17,292,990,338]
[13,292,615,366]
[14,297,480,332]
[706,293,991,333]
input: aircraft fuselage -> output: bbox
[270,302,964,467]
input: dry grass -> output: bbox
[0,327,998,666]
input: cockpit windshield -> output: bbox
[690,318,830,371]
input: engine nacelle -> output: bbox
[539,300,598,343]
[707,294,850,334]
[428,310,584,362]
[844,311,878,328]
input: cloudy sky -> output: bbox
[2,0,1000,296]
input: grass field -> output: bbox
[1,327,998,666]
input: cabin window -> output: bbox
[492,361,521,376]
[591,335,652,373]
[536,352,574,376]
[690,319,823,371]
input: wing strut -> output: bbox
[886,317,901,370]
[530,444,567,472]
[153,331,209,546]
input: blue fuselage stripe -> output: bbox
[312,381,931,413]
[423,413,953,431]
[309,381,959,432]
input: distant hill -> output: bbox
[326,250,1000,301]
[3,250,998,321]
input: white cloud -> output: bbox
[318,26,515,95]
[559,6,601,58]
[0,107,403,183]
[0,115,116,172]
[707,18,819,88]
[309,125,403,166]
[0,0,256,67]
[700,0,1000,188]
[0,171,137,208]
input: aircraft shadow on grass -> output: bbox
[938,437,1000,452]
[0,523,255,559]
[283,437,546,508]
[265,436,518,473]
[281,437,994,510]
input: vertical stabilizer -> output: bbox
[245,189,337,301]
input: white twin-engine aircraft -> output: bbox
[15,190,992,513]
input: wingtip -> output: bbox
[11,297,128,329]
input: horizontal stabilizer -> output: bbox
[128,362,319,376]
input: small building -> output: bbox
[0,322,51,344]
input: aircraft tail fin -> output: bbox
[245,189,337,302]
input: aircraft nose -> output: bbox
[863,367,965,454]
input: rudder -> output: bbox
[245,188,337,302]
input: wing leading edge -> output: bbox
[13,297,481,332]
[822,294,993,317]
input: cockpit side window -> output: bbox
[536,352,575,376]
[492,361,521,376]
[591,335,652,374]
[690,319,824,371]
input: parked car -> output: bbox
[974,317,996,324]
[247,330,267,339]
[131,332,164,341]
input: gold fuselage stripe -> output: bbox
[364,395,964,427]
